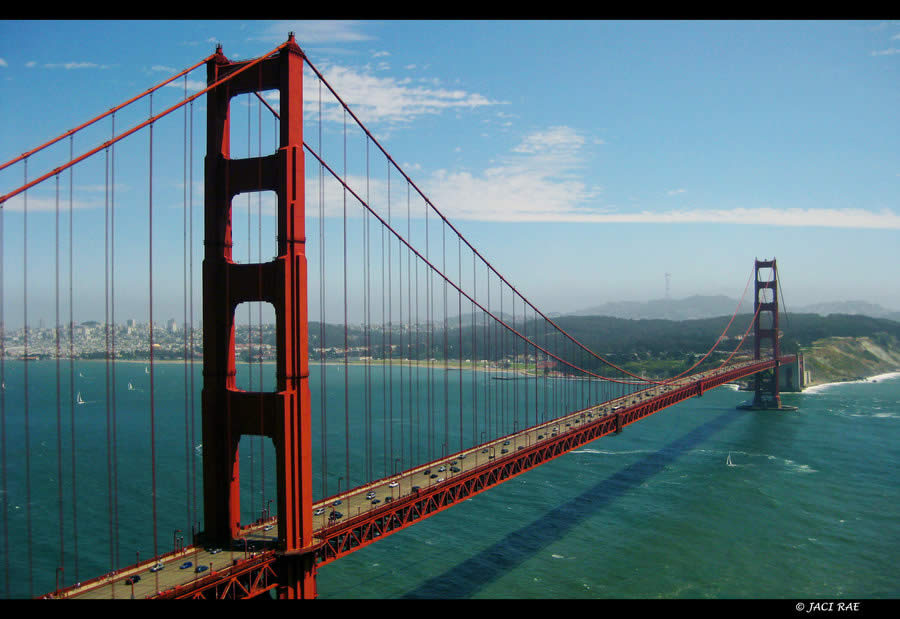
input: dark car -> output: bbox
[125,574,141,585]
[195,565,209,573]
[179,561,193,570]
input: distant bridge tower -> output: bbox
[739,258,796,411]
[201,34,317,598]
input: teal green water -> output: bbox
[1,360,898,598]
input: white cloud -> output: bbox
[302,63,503,127]
[42,61,108,70]
[551,207,900,229]
[422,126,600,222]
[0,193,102,213]
[0,58,7,68]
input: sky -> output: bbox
[1,19,899,328]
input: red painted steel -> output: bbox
[200,34,316,599]
[751,258,782,407]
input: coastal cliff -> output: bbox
[801,335,900,388]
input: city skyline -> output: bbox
[1,20,898,330]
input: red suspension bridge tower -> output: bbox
[738,258,797,412]
[201,34,317,597]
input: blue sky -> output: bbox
[1,20,899,327]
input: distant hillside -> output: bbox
[571,296,900,322]
[802,335,900,387]
[572,295,739,321]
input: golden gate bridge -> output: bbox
[0,34,798,599]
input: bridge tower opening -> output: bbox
[738,258,797,412]
[201,34,317,598]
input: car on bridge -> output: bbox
[124,574,141,585]
[179,561,192,570]
[150,562,164,572]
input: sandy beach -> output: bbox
[803,370,900,394]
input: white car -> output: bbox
[150,562,164,573]
[388,481,398,488]
[314,508,325,516]
[263,524,274,531]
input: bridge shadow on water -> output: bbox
[399,408,743,599]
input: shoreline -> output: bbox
[802,370,900,394]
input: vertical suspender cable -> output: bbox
[189,93,198,539]
[247,93,255,515]
[415,236,420,465]
[472,251,476,447]
[104,144,113,579]
[257,91,265,514]
[365,137,372,481]
[458,235,463,453]
[148,92,159,566]
[183,76,192,530]
[68,135,79,584]
[398,172,404,475]
[110,115,120,571]
[54,173,64,588]
[0,133,7,599]
[442,220,448,457]
[425,203,431,460]
[386,162,393,475]
[23,161,33,598]
[407,183,413,468]
[317,79,327,500]
[343,108,350,490]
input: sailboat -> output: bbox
[128,381,134,391]
[144,366,150,374]
[76,392,85,405]
[726,452,735,467]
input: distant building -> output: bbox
[166,318,177,333]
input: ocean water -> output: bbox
[1,360,898,598]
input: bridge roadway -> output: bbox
[52,357,778,599]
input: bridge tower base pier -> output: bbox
[736,258,797,412]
